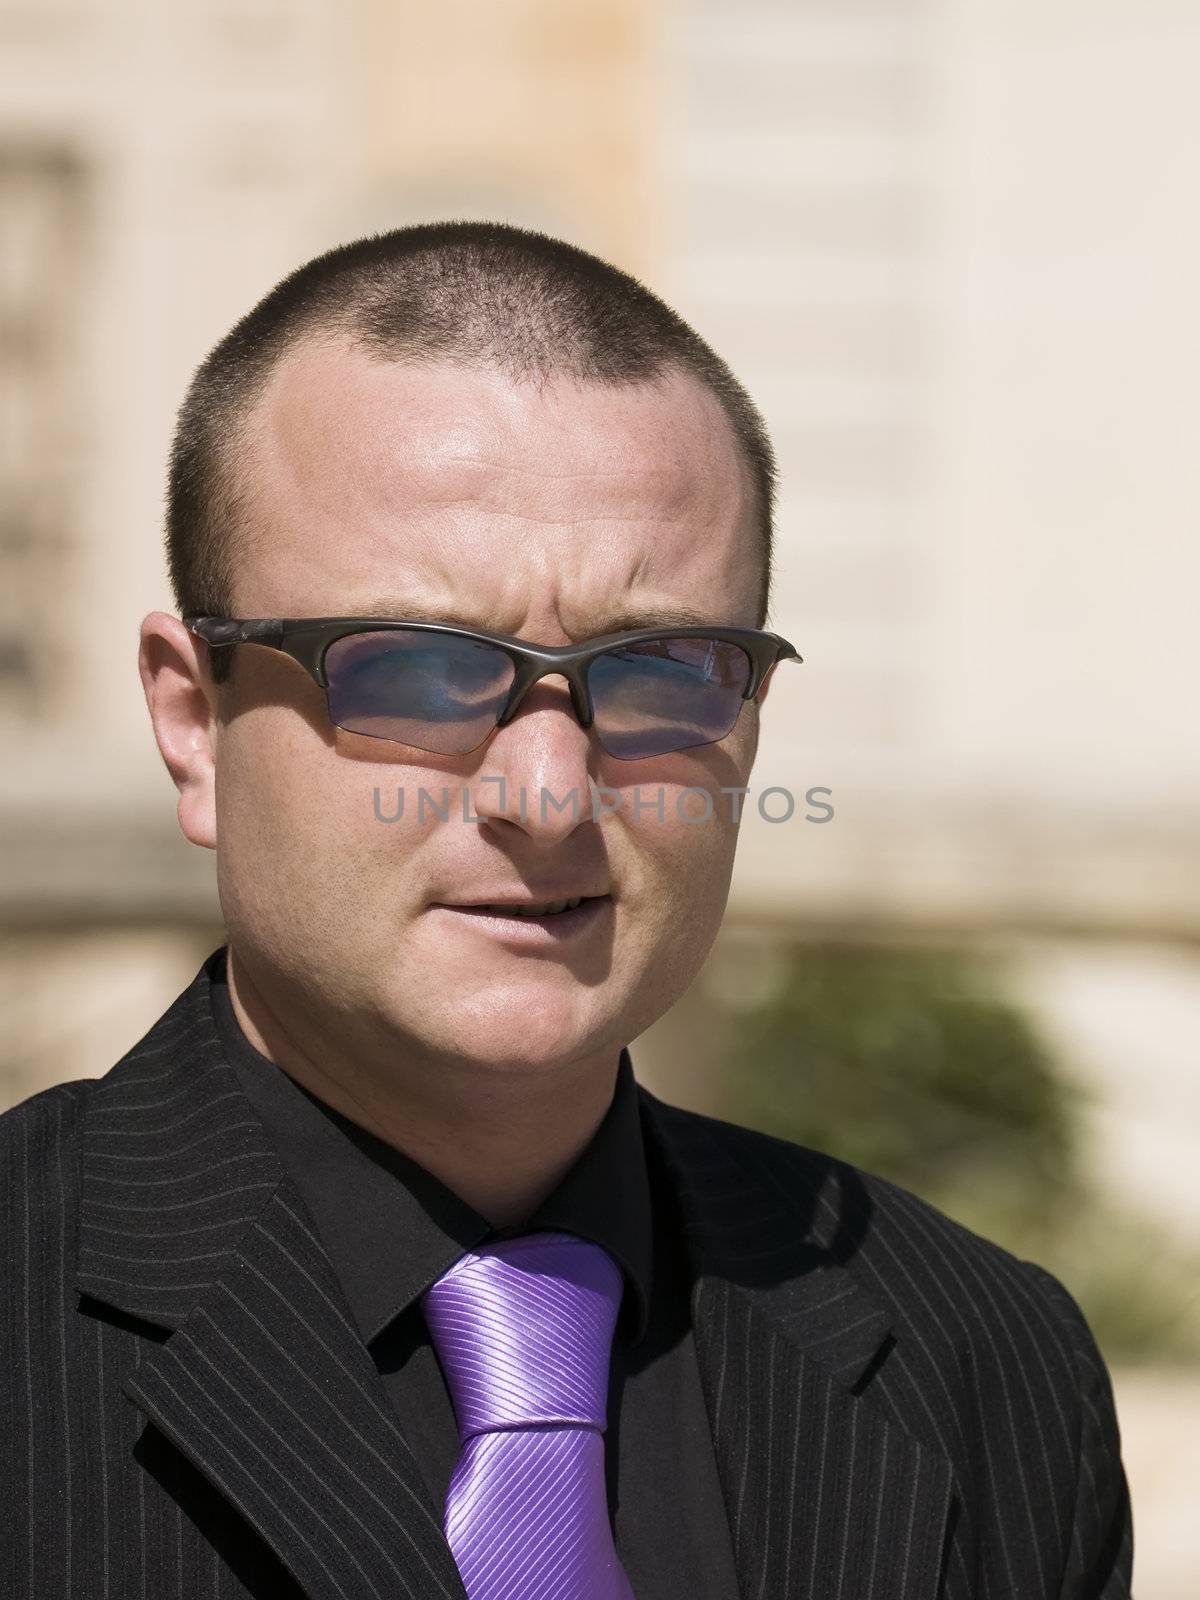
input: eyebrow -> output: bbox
[350,599,719,636]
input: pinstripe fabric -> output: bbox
[1,954,1132,1598]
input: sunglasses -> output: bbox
[183,615,802,761]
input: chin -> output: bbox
[430,978,620,1075]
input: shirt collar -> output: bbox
[207,949,654,1347]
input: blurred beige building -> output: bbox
[2,0,1197,1590]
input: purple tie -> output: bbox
[421,1230,637,1600]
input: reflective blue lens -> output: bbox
[324,630,514,753]
[588,637,751,759]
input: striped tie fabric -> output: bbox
[421,1229,637,1600]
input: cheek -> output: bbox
[602,725,755,977]
[601,786,739,1028]
[613,774,743,925]
[212,718,425,941]
[604,727,754,876]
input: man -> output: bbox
[2,223,1130,1599]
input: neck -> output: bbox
[223,943,622,1228]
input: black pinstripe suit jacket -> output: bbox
[2,956,1132,1599]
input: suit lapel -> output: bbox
[641,1091,954,1600]
[75,963,468,1600]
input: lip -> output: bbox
[430,894,612,942]
[434,888,611,909]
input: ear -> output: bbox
[754,659,780,708]
[138,611,220,850]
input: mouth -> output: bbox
[467,894,590,919]
[431,893,611,938]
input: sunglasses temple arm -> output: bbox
[185,618,285,649]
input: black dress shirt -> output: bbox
[208,951,739,1599]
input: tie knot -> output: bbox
[421,1230,625,1441]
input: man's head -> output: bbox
[141,221,786,1089]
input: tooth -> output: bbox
[479,900,591,917]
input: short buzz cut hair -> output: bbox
[165,220,777,683]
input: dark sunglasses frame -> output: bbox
[183,614,803,749]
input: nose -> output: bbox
[468,678,595,844]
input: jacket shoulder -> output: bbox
[0,1079,94,1295]
[1,1075,95,1200]
[0,1076,93,1159]
[644,1092,1100,1382]
[0,947,225,1217]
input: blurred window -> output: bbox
[0,145,88,719]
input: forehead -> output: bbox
[233,341,761,632]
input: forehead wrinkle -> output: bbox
[391,457,708,530]
[348,595,720,638]
[407,501,688,532]
[427,453,645,481]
